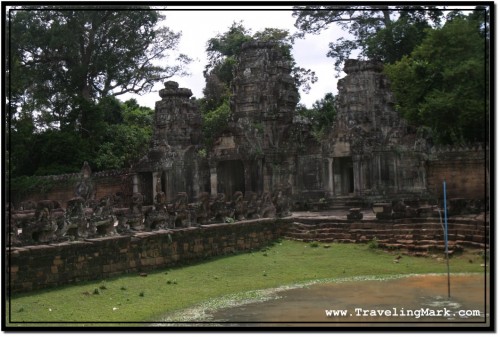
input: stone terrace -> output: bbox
[7,210,489,294]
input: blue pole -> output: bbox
[443,179,450,298]
[443,180,448,253]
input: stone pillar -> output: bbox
[353,156,361,196]
[377,154,382,188]
[192,160,200,200]
[327,158,334,197]
[359,159,364,194]
[152,171,160,199]
[132,174,139,194]
[394,157,399,192]
[263,164,272,193]
[210,166,218,197]
[163,171,170,200]
[420,160,427,190]
[244,161,253,194]
[288,174,294,194]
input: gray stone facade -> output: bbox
[324,59,428,200]
[131,43,478,208]
[134,81,203,203]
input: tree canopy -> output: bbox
[201,21,318,112]
[293,6,489,146]
[292,5,445,74]
[296,92,337,141]
[10,97,154,177]
[384,12,488,145]
[8,6,190,131]
[7,6,186,177]
[199,21,318,146]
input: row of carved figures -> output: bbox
[8,189,292,246]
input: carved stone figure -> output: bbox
[130,193,144,214]
[172,192,190,227]
[273,186,291,218]
[144,206,168,231]
[193,192,211,225]
[64,197,89,238]
[245,192,260,219]
[90,195,117,236]
[259,192,276,218]
[232,191,246,221]
[210,193,231,223]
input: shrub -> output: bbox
[368,237,379,250]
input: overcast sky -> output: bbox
[123,7,351,109]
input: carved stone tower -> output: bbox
[324,59,428,199]
[134,81,203,203]
[207,41,300,199]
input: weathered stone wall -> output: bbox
[11,169,133,207]
[426,145,487,200]
[7,219,287,293]
[325,59,429,199]
[8,213,489,294]
[285,216,489,253]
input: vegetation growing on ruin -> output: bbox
[7,240,486,326]
[201,98,231,148]
[198,21,318,148]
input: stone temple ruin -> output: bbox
[326,59,428,198]
[8,41,488,247]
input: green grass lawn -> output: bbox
[6,240,487,327]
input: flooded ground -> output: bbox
[159,273,489,328]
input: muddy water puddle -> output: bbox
[208,274,489,327]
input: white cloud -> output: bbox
[124,8,347,109]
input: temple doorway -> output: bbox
[138,172,153,204]
[333,157,354,196]
[217,160,245,199]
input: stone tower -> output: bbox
[134,81,203,203]
[230,41,299,152]
[153,81,201,149]
[207,41,300,198]
[324,59,428,198]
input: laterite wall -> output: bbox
[426,147,488,200]
[7,219,288,294]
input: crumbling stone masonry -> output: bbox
[134,81,203,204]
[323,59,428,200]
[7,43,489,293]
[131,41,324,207]
[210,41,301,198]
[9,43,488,248]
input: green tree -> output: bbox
[89,98,154,170]
[201,99,231,148]
[292,5,445,74]
[297,92,337,140]
[200,22,318,148]
[384,13,488,145]
[8,6,186,177]
[201,21,317,114]
[8,6,190,131]
[9,97,154,176]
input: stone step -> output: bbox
[285,234,484,250]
